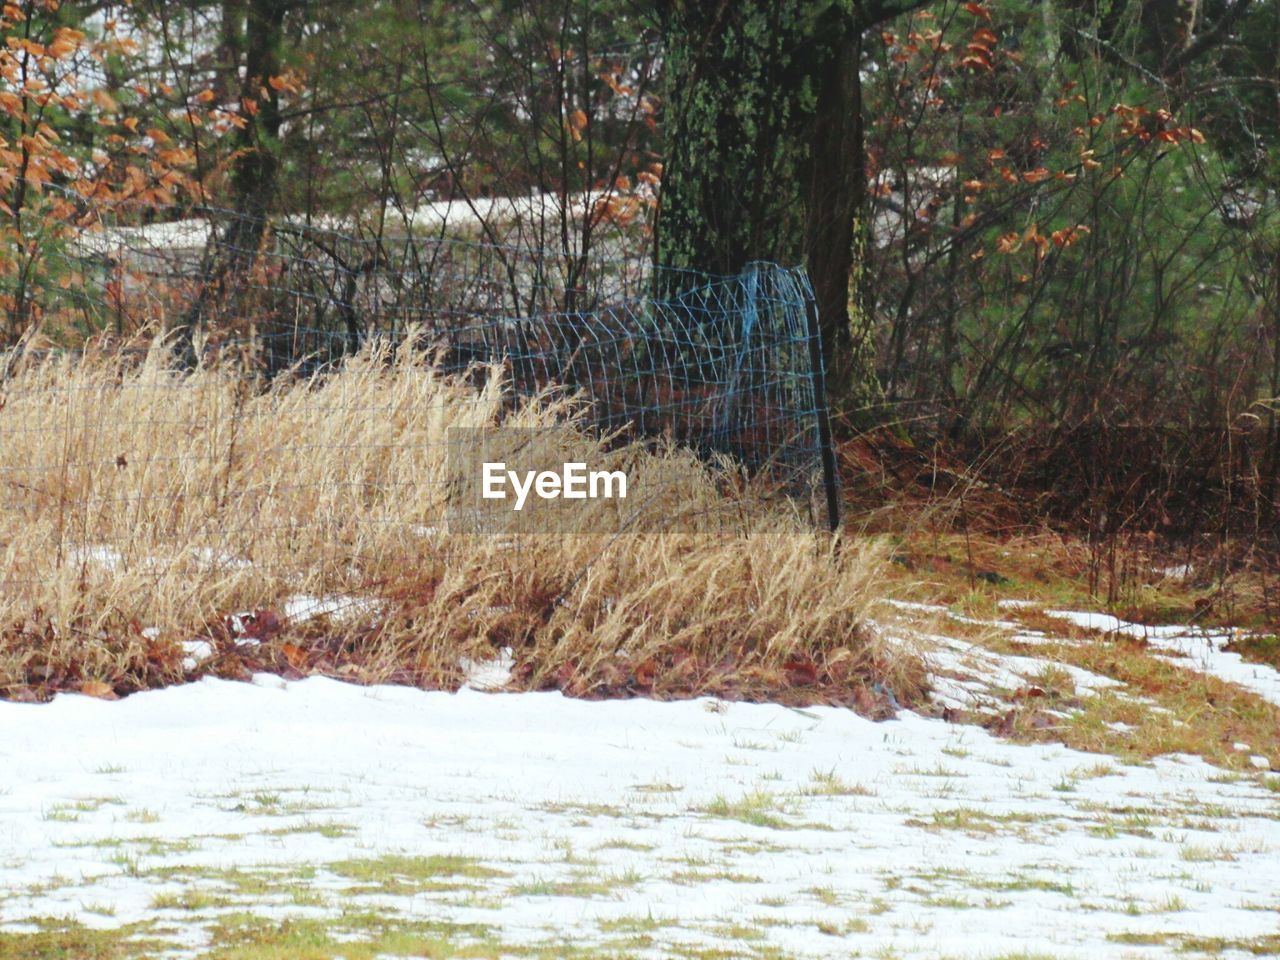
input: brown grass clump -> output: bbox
[0,336,914,711]
[840,425,1280,630]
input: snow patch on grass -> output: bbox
[1044,610,1280,708]
[2,677,1280,958]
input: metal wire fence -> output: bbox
[0,194,839,604]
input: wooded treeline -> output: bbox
[2,0,1278,544]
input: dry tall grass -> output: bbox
[0,337,916,709]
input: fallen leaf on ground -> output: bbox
[78,680,118,700]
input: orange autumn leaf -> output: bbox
[281,643,309,670]
[995,232,1021,254]
[78,680,118,700]
[1051,224,1091,248]
[91,88,119,113]
[47,27,83,59]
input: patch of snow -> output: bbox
[1,681,1278,957]
[283,594,377,623]
[67,545,123,569]
[1044,611,1280,708]
[1009,631,1055,645]
[885,598,1020,630]
[72,219,218,257]
[180,639,214,672]
[186,547,252,571]
[67,545,250,574]
[884,598,949,614]
[918,632,1122,712]
[460,647,515,691]
[71,192,604,261]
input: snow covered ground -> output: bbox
[2,660,1279,959]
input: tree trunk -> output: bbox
[805,20,879,420]
[1141,0,1200,73]
[656,0,880,422]
[228,0,287,240]
[180,0,287,356]
[656,3,813,275]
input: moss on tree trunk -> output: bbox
[656,0,881,422]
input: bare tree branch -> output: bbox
[1165,0,1255,77]
[1066,26,1168,89]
